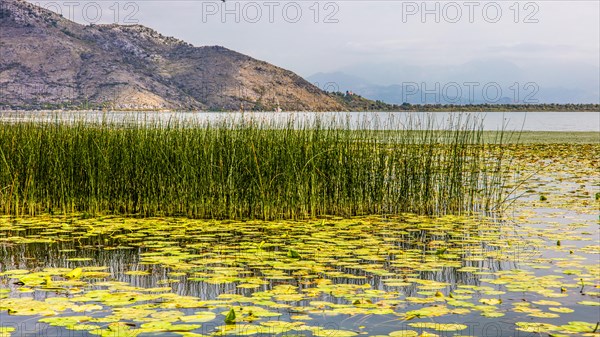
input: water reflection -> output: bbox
[1,111,599,131]
[0,212,598,337]
[1,218,507,298]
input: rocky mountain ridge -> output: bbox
[0,0,345,111]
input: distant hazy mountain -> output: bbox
[308,72,374,93]
[0,0,344,111]
[308,60,600,104]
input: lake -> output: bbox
[1,111,599,131]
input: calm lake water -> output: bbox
[1,208,598,336]
[1,111,599,131]
[1,209,598,337]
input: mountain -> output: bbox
[0,0,344,111]
[308,72,374,93]
[307,73,501,104]
[309,59,600,104]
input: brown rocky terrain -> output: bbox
[0,0,345,111]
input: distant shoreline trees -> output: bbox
[329,92,600,112]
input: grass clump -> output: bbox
[0,114,506,219]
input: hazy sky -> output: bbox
[30,0,600,101]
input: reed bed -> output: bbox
[0,114,506,219]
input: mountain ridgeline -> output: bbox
[0,0,345,111]
[1,0,598,112]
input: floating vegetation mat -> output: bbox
[0,144,598,336]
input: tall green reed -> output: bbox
[0,113,506,219]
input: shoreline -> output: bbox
[1,104,599,114]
